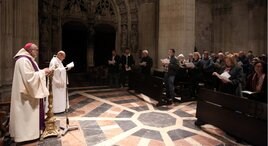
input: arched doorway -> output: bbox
[94,24,116,66]
[62,21,87,72]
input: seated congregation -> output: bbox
[130,49,267,104]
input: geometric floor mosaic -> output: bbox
[20,86,247,146]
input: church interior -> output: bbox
[0,0,267,146]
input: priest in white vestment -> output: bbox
[47,51,69,113]
[9,43,51,142]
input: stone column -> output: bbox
[138,2,157,67]
[157,0,195,68]
[0,0,39,100]
[0,0,15,100]
[0,0,2,87]
[13,0,39,52]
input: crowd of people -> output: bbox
[160,49,267,105]
[107,48,153,88]
[8,42,267,143]
[107,48,267,105]
[105,47,267,106]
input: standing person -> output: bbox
[48,51,69,113]
[108,50,121,88]
[213,54,244,96]
[157,49,178,106]
[9,43,51,143]
[120,48,135,87]
[139,49,153,79]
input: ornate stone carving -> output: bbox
[212,0,232,15]
[130,24,138,52]
[95,0,116,21]
[121,24,128,49]
[38,0,139,63]
[129,0,137,10]
[137,0,155,6]
[64,0,87,13]
[131,12,138,22]
[121,14,128,24]
[118,1,127,14]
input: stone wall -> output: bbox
[195,0,212,52]
[195,0,267,55]
[157,0,195,68]
[0,0,39,100]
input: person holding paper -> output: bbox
[10,43,51,142]
[212,54,244,96]
[48,51,70,113]
[187,52,203,97]
[139,50,153,78]
[120,48,135,87]
[157,49,178,106]
[245,60,267,102]
[108,50,121,87]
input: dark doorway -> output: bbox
[62,22,87,72]
[94,24,116,66]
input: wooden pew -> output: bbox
[130,70,164,102]
[130,69,197,102]
[195,88,267,146]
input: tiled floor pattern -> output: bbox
[21,86,246,146]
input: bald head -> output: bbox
[142,50,149,57]
[57,51,66,61]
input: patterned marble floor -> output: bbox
[21,86,247,146]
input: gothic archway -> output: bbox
[93,24,116,66]
[38,0,140,69]
[62,21,88,72]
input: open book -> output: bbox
[185,62,195,68]
[108,60,115,65]
[160,58,170,64]
[220,71,231,79]
[66,62,74,70]
[241,90,257,95]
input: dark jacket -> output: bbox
[246,73,267,102]
[218,65,244,96]
[167,55,179,76]
[121,54,135,71]
[188,59,203,82]
[108,55,121,73]
[140,56,153,76]
[201,58,214,73]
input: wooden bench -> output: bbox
[130,70,198,103]
[195,88,267,146]
[129,71,164,102]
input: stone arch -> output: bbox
[38,0,140,69]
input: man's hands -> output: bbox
[43,68,53,76]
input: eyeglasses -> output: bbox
[31,49,39,52]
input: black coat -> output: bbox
[246,73,267,102]
[121,54,135,71]
[167,56,179,76]
[108,55,121,73]
[140,56,153,76]
[218,65,244,96]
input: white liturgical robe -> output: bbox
[9,48,49,142]
[47,56,69,113]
